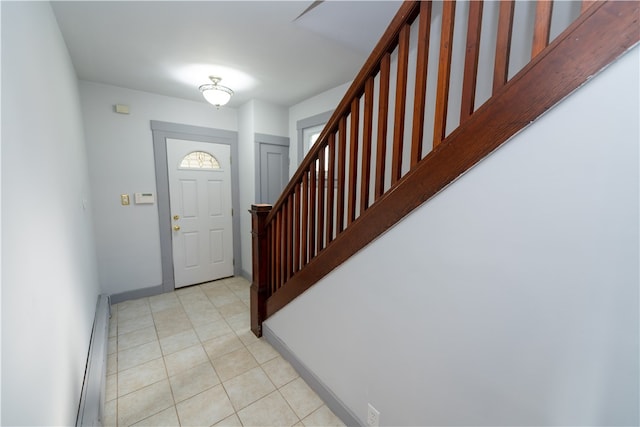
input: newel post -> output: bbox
[250,204,272,337]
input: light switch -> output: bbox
[121,194,130,206]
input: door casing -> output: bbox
[152,120,241,293]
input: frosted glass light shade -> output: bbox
[199,77,233,107]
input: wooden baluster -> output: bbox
[309,161,317,259]
[532,0,553,58]
[392,24,410,184]
[493,0,515,94]
[317,144,326,253]
[360,77,374,212]
[375,53,390,200]
[270,220,275,291]
[411,1,433,167]
[274,210,281,289]
[250,204,271,337]
[293,183,301,273]
[433,0,456,147]
[301,173,309,266]
[347,98,360,225]
[460,0,483,123]
[285,194,293,280]
[336,117,347,233]
[326,134,336,244]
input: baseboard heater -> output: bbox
[76,294,111,426]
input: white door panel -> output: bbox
[167,139,233,288]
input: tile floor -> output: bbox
[105,276,344,427]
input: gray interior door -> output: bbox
[259,143,289,204]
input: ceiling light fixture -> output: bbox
[199,76,233,107]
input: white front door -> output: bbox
[167,138,234,288]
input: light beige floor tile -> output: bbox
[204,288,241,308]
[118,358,167,397]
[164,344,209,377]
[223,367,276,411]
[109,313,117,338]
[108,336,117,355]
[149,292,181,313]
[175,385,235,427]
[225,312,250,333]
[226,280,249,293]
[117,297,149,312]
[194,319,233,342]
[118,313,155,335]
[117,299,151,322]
[211,347,258,382]
[176,287,208,306]
[301,405,345,427]
[169,361,220,403]
[218,300,248,319]
[246,339,279,364]
[225,276,250,286]
[118,340,162,372]
[237,390,299,427]
[152,306,189,324]
[117,379,174,427]
[106,374,117,402]
[159,328,200,356]
[153,307,193,339]
[200,280,229,292]
[280,377,324,419]
[261,356,299,388]
[104,399,116,427]
[107,353,117,376]
[132,406,180,426]
[118,326,157,351]
[213,413,243,426]
[203,333,244,360]
[236,329,260,347]
[185,302,223,326]
[155,317,193,340]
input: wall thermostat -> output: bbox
[134,192,155,204]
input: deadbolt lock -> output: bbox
[173,215,180,221]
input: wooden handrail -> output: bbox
[250,0,640,336]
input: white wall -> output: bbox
[1,2,100,425]
[267,46,639,426]
[238,101,256,278]
[288,82,351,174]
[238,100,289,277]
[79,81,237,295]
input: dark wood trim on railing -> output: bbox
[433,0,456,147]
[249,204,271,337]
[251,0,640,335]
[259,0,640,322]
[493,0,515,94]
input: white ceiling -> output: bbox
[51,1,402,108]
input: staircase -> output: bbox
[250,0,639,337]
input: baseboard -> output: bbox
[76,294,111,426]
[262,323,363,427]
[109,284,164,304]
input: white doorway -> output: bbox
[167,138,234,287]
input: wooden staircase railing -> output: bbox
[250,0,639,337]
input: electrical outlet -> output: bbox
[367,403,380,427]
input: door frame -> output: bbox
[152,120,241,293]
[254,133,289,204]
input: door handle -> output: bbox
[173,225,181,231]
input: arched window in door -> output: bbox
[179,151,221,169]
